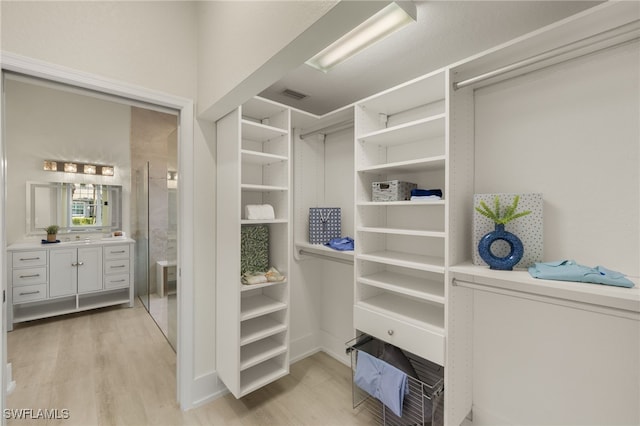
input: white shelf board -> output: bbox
[357,155,445,174]
[295,241,354,263]
[241,219,288,225]
[358,271,445,305]
[240,337,288,371]
[240,360,288,397]
[242,96,288,122]
[240,316,287,347]
[358,226,445,239]
[240,279,287,293]
[357,251,445,274]
[358,292,445,334]
[240,294,287,321]
[241,119,288,142]
[358,200,445,207]
[358,114,445,146]
[450,262,640,315]
[241,184,288,193]
[358,70,446,115]
[241,149,288,165]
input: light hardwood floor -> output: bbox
[7,301,374,425]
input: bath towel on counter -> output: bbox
[528,260,634,288]
[354,350,409,417]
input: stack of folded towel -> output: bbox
[410,188,443,201]
[245,204,275,220]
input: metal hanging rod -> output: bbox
[299,119,354,140]
[454,20,640,90]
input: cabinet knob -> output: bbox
[387,329,394,336]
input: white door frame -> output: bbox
[0,52,195,411]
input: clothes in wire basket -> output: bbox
[346,335,444,426]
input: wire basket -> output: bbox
[347,335,444,426]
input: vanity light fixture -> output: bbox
[64,162,78,173]
[305,1,417,73]
[43,160,115,177]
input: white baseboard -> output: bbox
[318,330,350,366]
[189,371,228,409]
[290,332,318,363]
[470,405,514,426]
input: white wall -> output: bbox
[196,1,338,116]
[474,41,640,276]
[1,1,197,100]
[4,79,132,244]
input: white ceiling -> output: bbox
[259,1,601,116]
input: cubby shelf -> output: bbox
[358,271,445,305]
[357,200,445,207]
[241,119,288,142]
[240,316,288,346]
[358,114,445,146]
[240,361,288,396]
[241,184,288,192]
[240,279,287,293]
[241,149,288,165]
[240,337,288,371]
[357,155,445,174]
[240,219,288,225]
[358,226,445,238]
[357,251,445,274]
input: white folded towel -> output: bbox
[245,204,275,220]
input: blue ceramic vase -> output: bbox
[478,223,524,270]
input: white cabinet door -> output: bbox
[77,246,103,293]
[49,248,77,298]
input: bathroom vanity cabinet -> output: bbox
[7,238,134,331]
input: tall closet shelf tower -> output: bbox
[216,96,291,398]
[354,69,448,367]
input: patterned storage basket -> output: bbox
[241,224,269,274]
[309,207,341,244]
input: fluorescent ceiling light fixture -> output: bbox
[305,2,416,72]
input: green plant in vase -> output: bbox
[475,195,531,270]
[45,224,60,242]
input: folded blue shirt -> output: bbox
[528,260,634,288]
[411,188,443,197]
[354,351,409,417]
[324,236,354,251]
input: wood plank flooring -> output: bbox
[7,301,374,425]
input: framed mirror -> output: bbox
[27,181,122,234]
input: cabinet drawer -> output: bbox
[354,305,445,366]
[13,284,47,304]
[104,245,129,260]
[12,267,47,286]
[104,273,129,289]
[104,259,129,274]
[12,251,47,268]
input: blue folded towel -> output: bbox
[411,188,443,197]
[528,260,634,288]
[324,236,354,251]
[354,351,409,417]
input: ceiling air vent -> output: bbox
[281,88,308,101]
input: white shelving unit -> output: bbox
[353,69,448,370]
[216,96,291,398]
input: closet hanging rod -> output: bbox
[299,119,354,140]
[454,20,640,90]
[298,249,354,265]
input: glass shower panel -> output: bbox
[135,163,150,310]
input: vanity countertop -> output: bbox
[8,237,135,250]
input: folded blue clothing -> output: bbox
[411,188,443,197]
[528,260,635,288]
[324,236,354,251]
[354,351,409,417]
